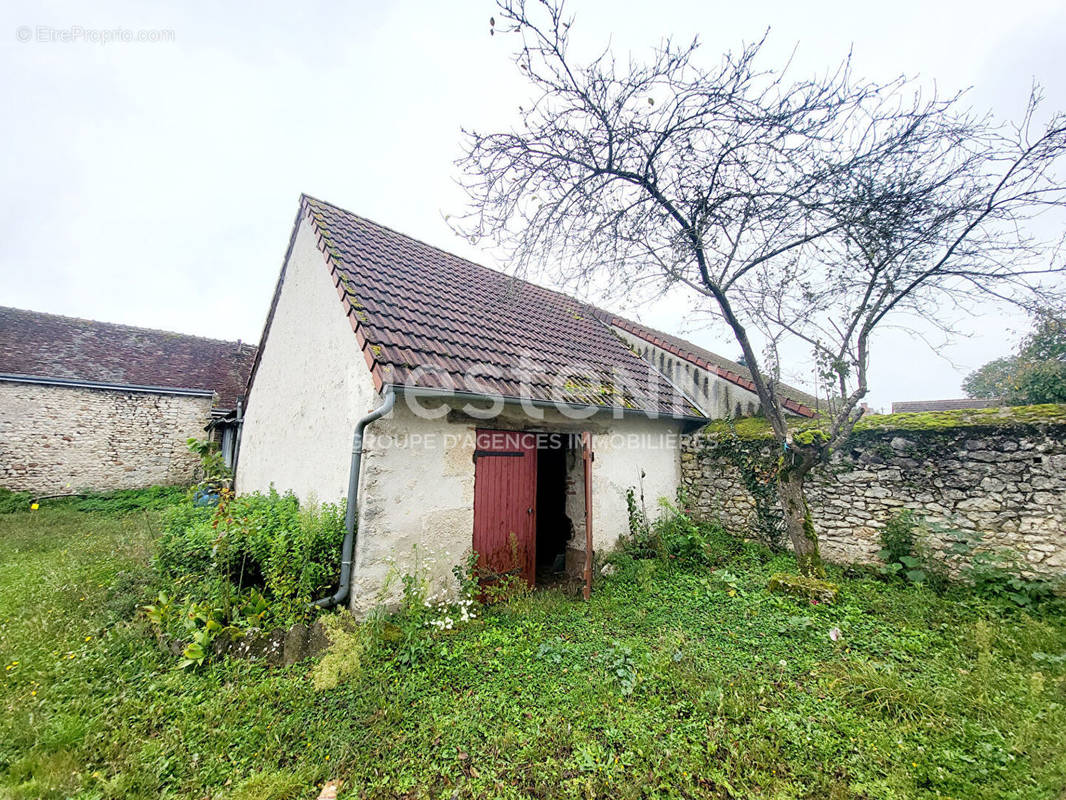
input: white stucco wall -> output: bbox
[236,216,377,503]
[236,218,686,612]
[350,398,683,613]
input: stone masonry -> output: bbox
[0,381,212,494]
[681,420,1066,577]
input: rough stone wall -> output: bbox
[0,381,212,493]
[681,424,1066,577]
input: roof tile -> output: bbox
[0,306,256,409]
[302,196,702,419]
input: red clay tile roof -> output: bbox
[0,306,256,410]
[604,315,819,417]
[295,196,704,419]
[891,398,1002,413]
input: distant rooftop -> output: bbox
[0,306,256,409]
[891,398,1002,414]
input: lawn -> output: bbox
[1,497,1065,799]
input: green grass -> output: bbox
[2,503,1065,799]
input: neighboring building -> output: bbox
[891,398,1003,414]
[0,307,256,494]
[237,195,815,612]
[606,316,818,418]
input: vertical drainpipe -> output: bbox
[311,387,396,610]
[230,398,245,482]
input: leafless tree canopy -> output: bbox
[456,0,1066,573]
[456,0,1066,443]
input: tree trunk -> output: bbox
[777,467,825,578]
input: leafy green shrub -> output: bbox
[0,488,33,514]
[877,510,930,585]
[962,546,1056,608]
[660,503,754,568]
[186,437,232,495]
[876,510,948,591]
[619,492,754,570]
[155,503,217,577]
[878,514,1055,606]
[155,489,343,611]
[146,489,345,663]
[880,509,918,564]
[656,498,711,563]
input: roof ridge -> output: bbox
[300,194,599,312]
[0,305,255,351]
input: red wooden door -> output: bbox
[473,429,537,587]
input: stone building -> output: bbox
[237,195,815,612]
[0,307,256,495]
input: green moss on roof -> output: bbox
[700,403,1066,440]
[562,378,623,397]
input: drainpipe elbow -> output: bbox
[310,387,396,610]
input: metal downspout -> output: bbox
[311,387,396,609]
[230,398,244,477]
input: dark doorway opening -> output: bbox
[535,436,571,583]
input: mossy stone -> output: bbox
[768,572,840,604]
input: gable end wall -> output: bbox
[236,216,377,503]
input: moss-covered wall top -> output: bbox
[681,404,1066,577]
[698,403,1066,441]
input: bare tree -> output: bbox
[455,0,1066,576]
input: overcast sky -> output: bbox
[2,0,1063,410]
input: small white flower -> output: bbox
[829,627,842,642]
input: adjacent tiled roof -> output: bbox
[0,306,257,409]
[291,196,704,419]
[605,315,819,417]
[891,398,1002,414]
